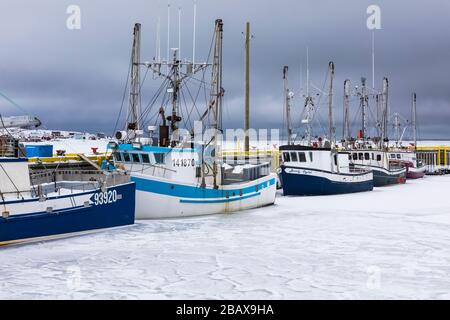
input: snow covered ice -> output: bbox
[1,176,450,299]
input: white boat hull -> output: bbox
[131,173,277,219]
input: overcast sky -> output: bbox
[0,0,449,139]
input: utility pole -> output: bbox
[283,66,292,145]
[244,22,250,153]
[328,62,334,147]
[412,92,417,150]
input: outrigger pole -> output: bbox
[283,66,293,145]
[208,18,224,189]
[244,22,251,153]
[328,62,335,147]
[343,79,351,148]
[381,77,389,149]
[127,23,141,134]
[360,77,368,145]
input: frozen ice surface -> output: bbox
[1,176,450,299]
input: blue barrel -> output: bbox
[25,145,53,158]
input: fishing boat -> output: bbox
[278,62,373,196]
[279,145,373,196]
[388,150,426,179]
[387,93,426,179]
[342,77,406,187]
[0,136,135,246]
[349,148,406,186]
[110,21,276,219]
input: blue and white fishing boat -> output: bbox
[343,78,406,187]
[349,149,406,186]
[0,137,135,246]
[278,62,373,196]
[279,145,373,196]
[110,142,276,218]
[110,21,276,219]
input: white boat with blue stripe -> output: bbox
[111,143,276,219]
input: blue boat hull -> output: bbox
[0,183,135,245]
[279,166,373,196]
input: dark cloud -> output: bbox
[0,0,449,138]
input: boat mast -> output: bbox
[412,92,417,151]
[343,79,350,148]
[178,6,182,59]
[283,66,293,145]
[209,19,224,189]
[156,17,161,62]
[360,77,367,145]
[303,47,314,146]
[166,48,182,146]
[328,61,334,147]
[127,23,141,135]
[381,77,389,149]
[376,93,381,141]
[167,3,171,72]
[244,22,251,153]
[192,0,197,65]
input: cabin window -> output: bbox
[390,154,396,159]
[290,152,298,162]
[132,153,140,163]
[334,155,338,166]
[397,154,401,159]
[154,153,166,164]
[141,153,150,164]
[113,152,122,162]
[123,152,131,162]
[364,153,370,160]
[283,152,291,162]
[309,152,313,162]
[352,153,357,161]
[377,154,382,161]
[348,154,351,161]
[358,153,363,160]
[298,152,307,162]
[372,153,374,160]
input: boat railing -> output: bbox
[30,169,103,181]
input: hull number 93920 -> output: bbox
[93,190,118,206]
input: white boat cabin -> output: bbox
[280,146,355,174]
[347,149,404,170]
[112,143,206,184]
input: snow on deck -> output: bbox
[1,176,450,299]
